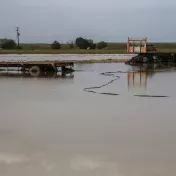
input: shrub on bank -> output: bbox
[97,41,108,49]
[1,39,17,49]
[75,37,96,49]
[51,41,61,49]
[67,41,74,49]
[75,37,89,49]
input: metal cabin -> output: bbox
[127,37,147,53]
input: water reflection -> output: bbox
[0,71,74,79]
[128,72,147,92]
[129,62,176,72]
[127,63,176,93]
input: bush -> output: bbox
[88,39,96,49]
[67,41,74,49]
[97,41,108,49]
[1,39,17,49]
[90,43,96,49]
[51,41,61,49]
[16,46,23,49]
[75,37,89,49]
[75,37,96,49]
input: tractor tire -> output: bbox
[29,66,41,77]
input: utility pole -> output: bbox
[16,27,20,47]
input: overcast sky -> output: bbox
[0,0,176,43]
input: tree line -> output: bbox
[51,37,107,50]
[0,37,108,50]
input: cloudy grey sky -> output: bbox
[0,0,176,43]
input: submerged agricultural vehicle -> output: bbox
[126,38,176,64]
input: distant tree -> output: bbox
[16,46,23,49]
[87,39,93,45]
[97,41,108,49]
[75,37,96,49]
[88,39,96,49]
[0,40,3,48]
[67,40,74,49]
[91,44,96,49]
[0,39,4,45]
[75,37,89,49]
[0,38,6,43]
[51,41,61,49]
[1,39,17,49]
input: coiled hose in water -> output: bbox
[84,71,169,97]
[84,71,121,96]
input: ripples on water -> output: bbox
[0,63,176,176]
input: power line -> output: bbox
[16,27,20,47]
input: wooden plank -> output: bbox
[128,37,147,41]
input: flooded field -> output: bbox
[0,62,176,176]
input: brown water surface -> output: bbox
[0,63,176,176]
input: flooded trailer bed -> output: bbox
[0,60,74,72]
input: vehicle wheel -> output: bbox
[29,66,41,77]
[143,57,148,63]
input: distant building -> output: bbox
[127,37,157,53]
[127,37,147,53]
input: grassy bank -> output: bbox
[0,43,176,54]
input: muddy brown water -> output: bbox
[0,62,176,176]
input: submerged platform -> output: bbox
[0,60,74,72]
[0,60,74,67]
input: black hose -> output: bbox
[83,70,169,97]
[84,71,121,96]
